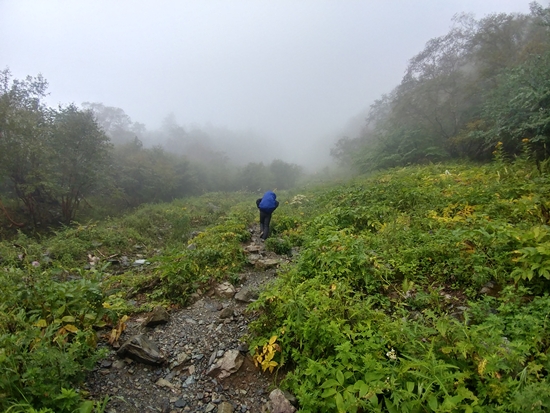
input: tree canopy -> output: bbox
[0,69,305,232]
[332,4,550,172]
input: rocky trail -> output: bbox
[85,227,297,413]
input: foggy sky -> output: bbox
[0,0,533,167]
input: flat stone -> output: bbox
[244,245,261,253]
[117,334,165,365]
[255,258,279,269]
[218,402,234,413]
[206,349,244,379]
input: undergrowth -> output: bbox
[0,191,262,411]
[3,153,550,412]
[250,154,550,412]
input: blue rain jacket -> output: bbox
[257,191,279,213]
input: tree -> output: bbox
[478,50,550,159]
[0,68,54,226]
[82,102,146,144]
[269,159,302,189]
[238,162,271,191]
[340,9,550,171]
[50,104,112,223]
[111,139,200,206]
[0,74,115,227]
[330,136,362,167]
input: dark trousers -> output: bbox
[259,210,272,240]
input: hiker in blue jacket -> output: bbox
[256,191,279,240]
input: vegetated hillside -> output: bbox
[0,69,305,235]
[332,4,550,173]
[249,152,550,411]
[1,152,550,412]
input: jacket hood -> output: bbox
[259,191,277,209]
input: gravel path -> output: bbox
[85,229,291,413]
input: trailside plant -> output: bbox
[250,158,550,412]
[0,266,113,412]
[0,191,261,411]
[156,215,251,304]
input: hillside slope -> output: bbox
[2,156,550,412]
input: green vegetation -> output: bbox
[3,4,550,412]
[1,149,550,411]
[0,69,303,233]
[250,154,550,412]
[332,3,550,172]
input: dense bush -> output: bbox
[3,155,550,412]
[0,267,109,412]
[250,157,550,412]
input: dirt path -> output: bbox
[85,227,291,413]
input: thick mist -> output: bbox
[0,0,531,171]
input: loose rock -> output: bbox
[218,401,234,413]
[144,306,171,327]
[117,334,165,365]
[266,389,297,413]
[86,224,288,413]
[156,378,175,389]
[219,307,234,319]
[207,349,244,379]
[234,288,259,303]
[216,282,237,298]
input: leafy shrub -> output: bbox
[250,159,550,412]
[0,267,110,412]
[156,217,250,304]
[265,237,292,255]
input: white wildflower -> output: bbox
[386,348,397,360]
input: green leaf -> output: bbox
[428,395,438,411]
[359,382,369,398]
[321,388,337,398]
[64,324,79,333]
[336,370,345,386]
[335,392,345,413]
[365,372,385,382]
[385,398,398,413]
[79,401,94,413]
[321,379,340,389]
[440,346,453,354]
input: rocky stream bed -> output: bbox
[85,229,297,413]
